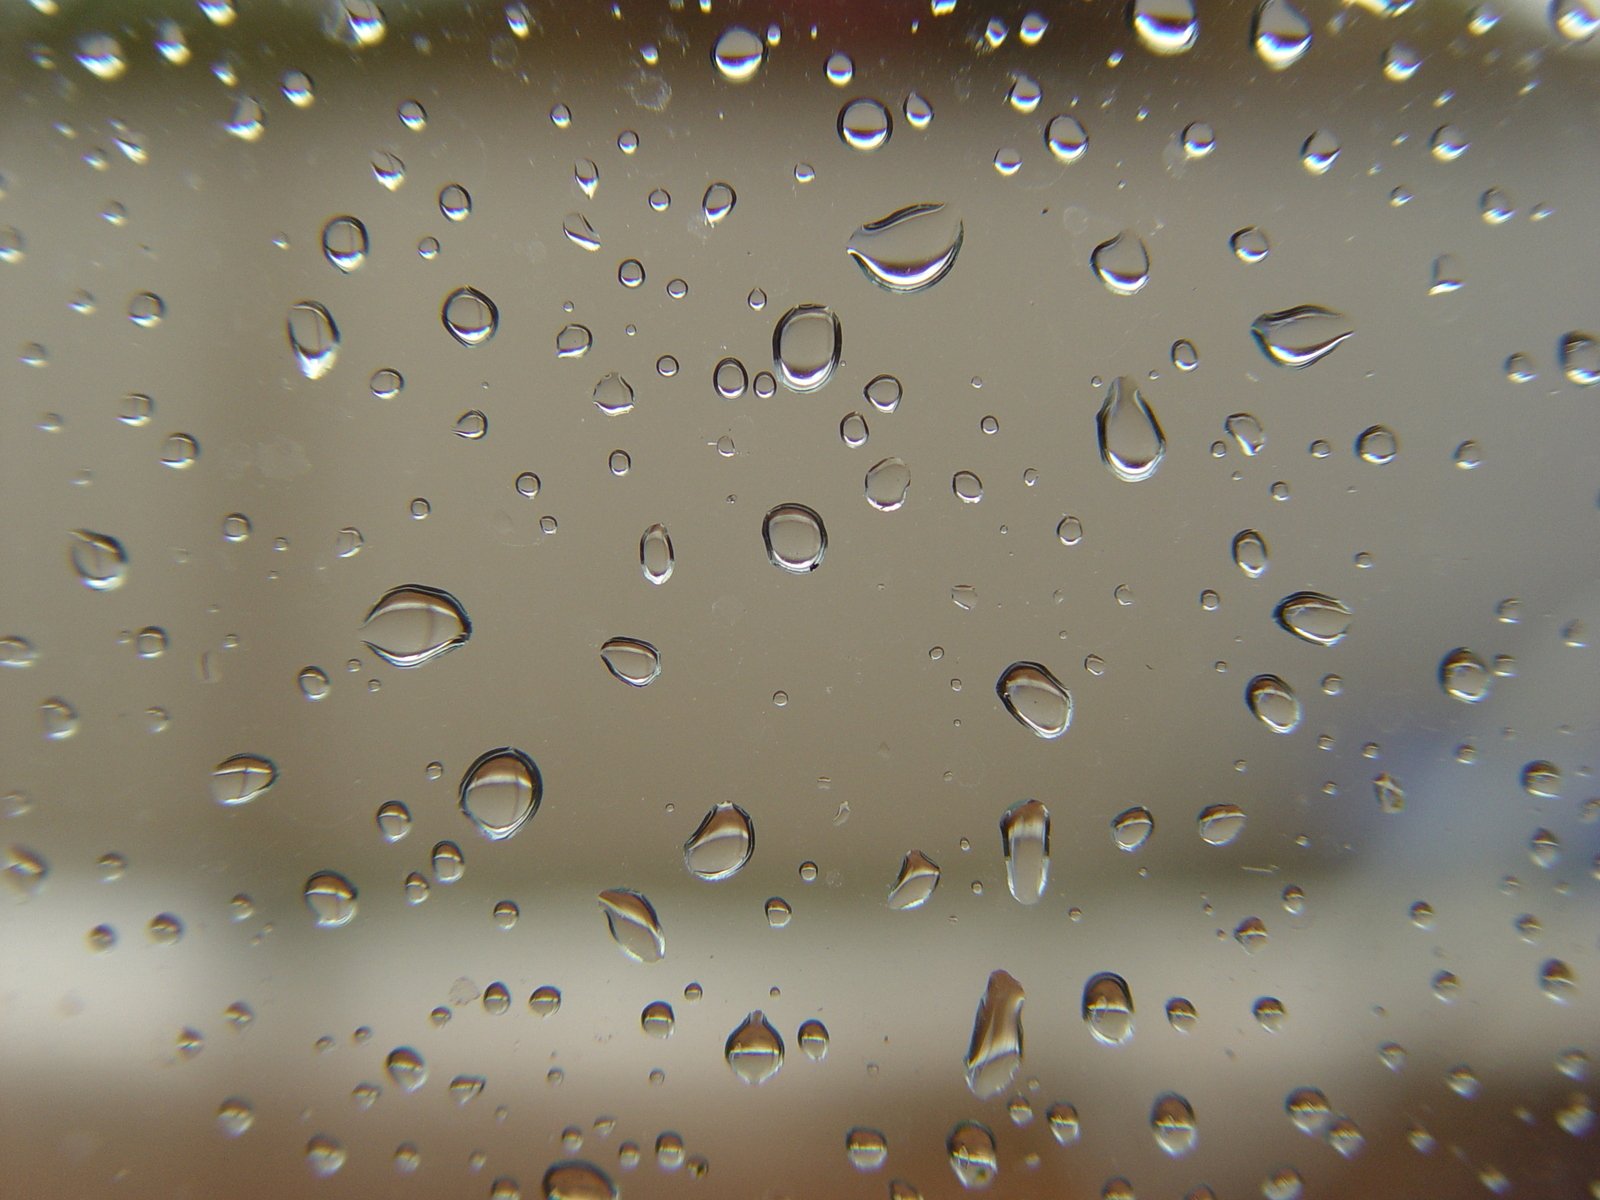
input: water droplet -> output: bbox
[439,183,471,221]
[1090,231,1150,295]
[598,888,665,962]
[1112,807,1154,851]
[773,305,842,392]
[304,871,357,927]
[556,324,593,358]
[763,504,827,572]
[1132,0,1199,52]
[374,800,411,843]
[1439,648,1491,702]
[1231,227,1270,264]
[562,211,600,251]
[1097,377,1166,481]
[1274,592,1351,646]
[1197,803,1247,846]
[600,637,661,686]
[334,0,386,47]
[1047,1103,1081,1145]
[1254,0,1312,67]
[1182,121,1216,158]
[1383,41,1421,80]
[386,1047,427,1093]
[1251,306,1352,367]
[1553,0,1600,40]
[865,457,911,511]
[1000,799,1051,905]
[844,1128,888,1171]
[1056,515,1084,545]
[996,662,1072,738]
[305,1135,345,1176]
[211,754,277,806]
[454,410,488,439]
[442,287,498,346]
[725,1011,783,1084]
[1355,425,1398,464]
[1522,760,1562,798]
[1300,129,1341,173]
[370,150,406,190]
[712,25,765,81]
[1247,674,1301,733]
[951,471,984,503]
[458,749,541,841]
[287,301,339,379]
[1560,332,1600,385]
[701,182,736,226]
[888,850,940,909]
[1231,529,1270,578]
[1286,1087,1331,1134]
[683,802,754,880]
[640,1000,675,1038]
[361,585,470,668]
[225,95,265,141]
[216,1097,253,1136]
[1430,124,1469,161]
[946,1121,998,1189]
[846,204,963,294]
[280,69,313,106]
[1151,1094,1198,1157]
[2,845,48,898]
[965,970,1025,1098]
[70,530,128,590]
[838,98,892,150]
[543,1161,617,1200]
[714,357,748,400]
[1541,959,1576,1002]
[77,33,127,80]
[639,524,674,585]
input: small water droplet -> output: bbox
[556,324,593,358]
[598,888,665,962]
[1231,227,1271,264]
[965,970,1026,1098]
[287,301,339,379]
[1560,332,1600,385]
[442,287,498,346]
[304,871,357,927]
[370,150,406,190]
[1000,799,1051,905]
[1300,129,1341,173]
[1097,377,1166,481]
[946,1122,998,1189]
[386,1046,427,1092]
[1356,425,1398,463]
[1112,807,1154,851]
[1151,1093,1198,1156]
[1197,803,1247,846]
[639,524,674,584]
[1439,647,1491,702]
[70,530,128,590]
[763,504,827,572]
[1247,674,1301,733]
[211,754,277,806]
[683,802,755,880]
[439,183,471,222]
[725,1011,783,1083]
[1430,124,1469,161]
[846,204,963,294]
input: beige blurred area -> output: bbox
[2,1,1598,1197]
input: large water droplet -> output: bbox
[683,802,754,881]
[321,216,367,272]
[459,748,542,841]
[70,530,127,590]
[210,753,277,806]
[888,850,941,910]
[1000,799,1050,905]
[1247,674,1302,733]
[598,888,665,962]
[1083,972,1135,1045]
[361,585,470,667]
[600,638,661,686]
[442,287,498,346]
[386,1047,427,1093]
[838,98,892,150]
[946,1122,998,1190]
[543,1161,617,1200]
[304,871,357,927]
[1151,1093,1198,1157]
[287,301,339,379]
[1090,231,1151,295]
[1440,647,1491,702]
[725,1011,784,1084]
[1251,306,1353,368]
[1274,592,1351,646]
[864,457,912,511]
[1253,0,1312,66]
[996,662,1072,738]
[1097,377,1166,482]
[763,504,827,572]
[965,970,1025,1098]
[1553,0,1600,39]
[640,524,674,584]
[1131,0,1198,53]
[773,305,842,392]
[845,204,963,294]
[712,25,765,81]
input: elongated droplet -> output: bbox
[562,211,600,251]
[459,747,542,840]
[683,802,754,880]
[304,871,357,927]
[543,1161,618,1200]
[640,524,674,584]
[287,301,339,379]
[598,888,665,962]
[321,216,367,272]
[1251,306,1352,368]
[965,970,1025,1098]
[1274,592,1351,646]
[888,850,941,910]
[442,287,498,346]
[1091,231,1151,295]
[70,530,128,590]
[763,504,827,572]
[864,457,912,511]
[845,203,963,294]
[996,662,1072,738]
[1253,0,1311,67]
[362,585,470,667]
[1440,647,1491,702]
[725,1011,784,1084]
[211,753,277,806]
[1097,377,1166,482]
[1247,674,1302,733]
[1083,972,1135,1045]
[946,1122,998,1190]
[1000,799,1050,905]
[1233,529,1270,578]
[1152,1093,1198,1157]
[773,305,842,392]
[1132,0,1198,53]
[600,637,661,686]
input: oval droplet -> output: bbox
[683,802,755,881]
[1247,674,1302,733]
[361,585,470,667]
[725,1011,784,1084]
[772,305,842,393]
[1274,592,1352,646]
[763,504,827,572]
[1131,0,1199,53]
[1197,803,1247,846]
[598,888,665,962]
[946,1122,998,1190]
[1439,647,1491,703]
[1251,306,1352,368]
[1097,377,1166,482]
[845,203,963,294]
[996,662,1072,738]
[1233,529,1270,578]
[1045,113,1089,162]
[304,871,357,927]
[287,301,339,379]
[600,637,661,686]
[640,524,675,585]
[1083,972,1135,1045]
[458,747,542,841]
[888,850,940,910]
[70,530,128,591]
[701,182,736,225]
[321,216,367,272]
[1000,799,1051,906]
[1112,807,1154,851]
[799,1019,830,1059]
[864,457,911,511]
[210,753,277,806]
[965,969,1025,1099]
[1253,0,1312,67]
[1090,231,1151,295]
[442,287,498,346]
[1151,1093,1198,1157]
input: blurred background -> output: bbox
[1,0,1598,1197]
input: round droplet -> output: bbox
[846,1128,888,1171]
[374,800,411,843]
[712,25,765,81]
[772,305,842,392]
[1254,0,1312,66]
[1232,227,1270,264]
[763,504,827,572]
[362,585,470,668]
[1232,529,1269,578]
[69,530,128,592]
[798,1019,829,1060]
[725,1011,783,1084]
[1131,0,1199,53]
[1097,377,1166,481]
[1247,675,1301,733]
[128,292,165,328]
[386,1047,427,1092]
[1166,997,1198,1032]
[287,301,339,379]
[600,637,661,686]
[838,98,892,151]
[442,287,498,346]
[865,458,911,511]
[1091,231,1150,295]
[1274,592,1351,646]
[542,1161,617,1200]
[304,871,357,928]
[211,754,277,806]
[1112,807,1153,851]
[598,888,665,962]
[371,151,406,190]
[1430,124,1469,161]
[1440,648,1491,702]
[1356,425,1398,463]
[556,324,593,358]
[1522,760,1562,798]
[904,91,935,127]
[439,183,471,221]
[1045,114,1089,162]
[1151,1094,1197,1157]
[997,663,1071,738]
[1057,516,1084,545]
[459,748,541,841]
[846,204,963,294]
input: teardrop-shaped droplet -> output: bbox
[965,970,1025,1099]
[1440,647,1491,702]
[598,888,665,962]
[946,1122,998,1190]
[888,850,941,910]
[458,747,542,841]
[683,802,755,881]
[211,753,277,806]
[864,457,912,511]
[725,1011,784,1084]
[304,871,357,927]
[1225,412,1266,456]
[640,524,675,584]
[321,216,368,272]
[1253,0,1312,67]
[1091,231,1151,295]
[70,530,128,590]
[1151,1094,1198,1157]
[1083,972,1135,1045]
[562,211,600,251]
[1233,529,1270,578]
[1000,799,1050,906]
[1132,0,1198,53]
[543,1160,618,1200]
[1274,592,1351,647]
[711,25,765,81]
[1112,807,1154,851]
[845,203,963,294]
[701,182,736,225]
[1251,306,1352,368]
[1246,674,1302,733]
[996,662,1072,738]
[361,585,470,667]
[1097,377,1166,482]
[386,1047,427,1093]
[287,301,339,379]
[773,305,842,392]
[600,637,661,686]
[442,287,498,346]
[763,504,827,572]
